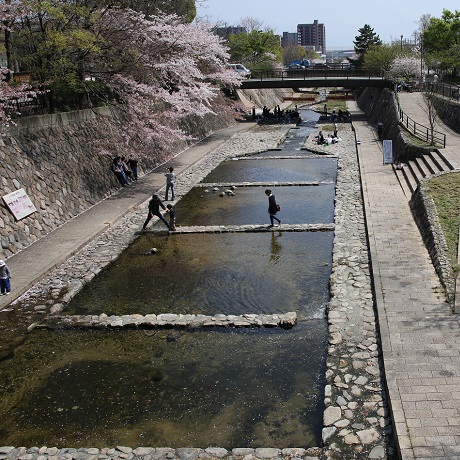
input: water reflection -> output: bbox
[65,232,332,320]
[201,158,337,184]
[270,231,282,263]
[0,326,326,449]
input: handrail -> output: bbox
[398,108,446,148]
[427,82,460,102]
[250,68,386,81]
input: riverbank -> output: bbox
[1,120,395,459]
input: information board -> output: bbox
[383,140,393,164]
[3,188,37,220]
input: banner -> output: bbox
[3,188,37,220]
[383,140,393,164]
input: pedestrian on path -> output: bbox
[164,167,176,201]
[142,194,169,230]
[265,189,281,227]
[166,204,176,231]
[0,259,11,295]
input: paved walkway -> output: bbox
[349,98,460,460]
[0,122,255,310]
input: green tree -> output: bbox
[282,45,316,66]
[363,43,411,70]
[227,29,282,69]
[423,9,460,75]
[353,24,382,67]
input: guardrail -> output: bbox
[427,82,460,102]
[250,68,387,81]
[399,108,446,148]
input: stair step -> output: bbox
[430,150,455,171]
[400,164,417,194]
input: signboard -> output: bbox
[383,140,393,164]
[3,188,37,220]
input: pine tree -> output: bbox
[354,24,382,56]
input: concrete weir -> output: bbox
[41,312,297,330]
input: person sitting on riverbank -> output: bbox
[315,131,325,145]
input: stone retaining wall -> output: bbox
[410,174,456,310]
[355,87,433,162]
[0,106,234,258]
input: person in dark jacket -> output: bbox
[142,194,169,230]
[265,189,281,227]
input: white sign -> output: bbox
[3,188,37,220]
[383,140,393,164]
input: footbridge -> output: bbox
[241,68,392,90]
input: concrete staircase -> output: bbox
[393,149,455,198]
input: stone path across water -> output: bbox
[141,223,334,234]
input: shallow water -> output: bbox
[176,185,335,227]
[0,325,326,448]
[201,158,337,184]
[65,232,332,319]
[0,109,335,449]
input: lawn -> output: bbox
[426,172,460,272]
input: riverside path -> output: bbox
[398,91,460,168]
[349,98,460,460]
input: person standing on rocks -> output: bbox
[164,167,176,201]
[265,189,281,227]
[142,194,169,230]
[0,259,11,295]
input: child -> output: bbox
[166,204,176,231]
[0,259,11,295]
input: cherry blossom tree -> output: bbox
[0,3,242,153]
[92,8,242,151]
[388,56,422,81]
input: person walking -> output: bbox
[142,194,169,230]
[0,259,11,295]
[265,189,281,227]
[164,167,176,201]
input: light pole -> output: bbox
[400,35,403,52]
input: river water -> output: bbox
[0,110,336,449]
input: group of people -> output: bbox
[314,125,341,146]
[111,156,139,187]
[260,105,300,122]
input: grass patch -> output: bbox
[426,172,460,272]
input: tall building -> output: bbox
[297,20,326,54]
[281,32,298,48]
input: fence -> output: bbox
[399,108,446,148]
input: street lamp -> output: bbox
[400,35,403,52]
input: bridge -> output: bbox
[240,68,392,90]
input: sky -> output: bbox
[196,0,460,49]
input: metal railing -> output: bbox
[250,68,386,81]
[399,108,446,148]
[427,82,460,102]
